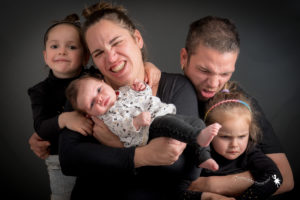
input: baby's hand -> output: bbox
[132,79,146,91]
[133,112,151,130]
[59,111,93,136]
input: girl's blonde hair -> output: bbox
[205,81,261,150]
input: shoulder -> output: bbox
[27,77,50,96]
[159,72,195,93]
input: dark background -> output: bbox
[1,0,298,199]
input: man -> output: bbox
[180,16,294,199]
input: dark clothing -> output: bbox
[28,69,83,154]
[150,114,211,164]
[202,147,283,200]
[198,82,283,154]
[185,81,284,199]
[59,72,201,199]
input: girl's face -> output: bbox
[43,24,84,78]
[77,78,117,116]
[85,19,145,89]
[211,110,250,160]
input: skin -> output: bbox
[77,78,117,116]
[86,19,145,89]
[211,109,250,161]
[181,44,294,196]
[181,44,237,101]
[85,18,186,167]
[43,24,84,78]
[28,24,93,159]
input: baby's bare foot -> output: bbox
[199,158,219,171]
[197,123,221,147]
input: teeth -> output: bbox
[111,62,125,72]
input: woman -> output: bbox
[59,2,200,199]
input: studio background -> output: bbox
[1,0,298,199]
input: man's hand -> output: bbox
[28,132,50,159]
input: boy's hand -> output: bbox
[59,111,93,136]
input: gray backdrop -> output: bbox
[1,0,298,199]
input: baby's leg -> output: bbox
[199,158,219,171]
[197,123,221,147]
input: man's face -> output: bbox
[181,44,238,101]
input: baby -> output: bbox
[66,74,221,171]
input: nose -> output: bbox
[95,95,103,104]
[58,47,67,55]
[106,48,117,64]
[207,75,219,88]
[230,138,238,148]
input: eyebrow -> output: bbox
[91,36,121,56]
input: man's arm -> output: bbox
[267,153,294,194]
[188,153,294,196]
[188,171,253,196]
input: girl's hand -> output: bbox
[144,62,161,88]
[92,116,124,148]
[59,111,93,136]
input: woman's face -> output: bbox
[85,19,145,89]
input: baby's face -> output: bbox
[77,78,117,116]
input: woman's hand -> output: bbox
[28,132,50,159]
[92,116,124,148]
[134,137,186,168]
[144,62,161,88]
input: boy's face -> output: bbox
[77,78,117,116]
[43,24,84,78]
[211,110,250,160]
[181,44,237,101]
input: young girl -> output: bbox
[190,81,283,200]
[27,14,91,200]
[65,74,221,171]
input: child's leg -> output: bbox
[193,145,219,171]
[197,123,221,147]
[149,114,206,144]
[199,158,219,171]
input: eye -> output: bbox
[97,87,101,93]
[68,45,77,50]
[93,51,104,58]
[50,44,58,49]
[112,40,122,46]
[219,135,230,139]
[90,100,94,109]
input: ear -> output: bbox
[43,50,48,65]
[180,48,188,70]
[133,29,144,49]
